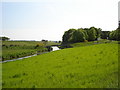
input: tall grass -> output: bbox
[2,43,118,88]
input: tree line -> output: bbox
[1,26,120,43]
[62,27,120,43]
[109,28,120,41]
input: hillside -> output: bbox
[2,43,118,88]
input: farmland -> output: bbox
[1,41,60,61]
[2,43,119,88]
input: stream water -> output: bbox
[52,46,60,51]
[1,46,60,63]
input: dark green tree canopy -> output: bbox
[101,31,110,39]
[0,36,10,41]
[62,26,120,43]
[87,27,96,41]
[62,29,76,43]
[71,29,86,43]
[109,28,120,41]
[62,27,102,43]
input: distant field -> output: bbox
[1,41,60,61]
[2,43,118,88]
[2,41,60,46]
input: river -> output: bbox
[1,46,60,63]
[52,46,60,51]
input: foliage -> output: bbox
[62,27,102,43]
[2,43,118,88]
[62,29,76,43]
[87,27,96,41]
[71,29,86,42]
[101,31,110,39]
[46,46,53,52]
[94,28,102,39]
[0,36,10,41]
[109,28,120,41]
[82,29,89,40]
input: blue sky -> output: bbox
[1,0,120,41]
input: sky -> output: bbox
[0,0,120,41]
[118,1,120,21]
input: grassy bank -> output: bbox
[60,39,118,49]
[2,43,118,88]
[70,39,118,47]
[1,41,60,61]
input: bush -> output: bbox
[84,40,88,42]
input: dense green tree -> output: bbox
[0,36,10,41]
[109,31,115,40]
[70,30,79,43]
[117,28,120,41]
[62,29,76,43]
[101,31,110,39]
[87,27,96,41]
[109,28,120,41]
[62,27,103,43]
[78,29,86,42]
[71,29,86,43]
[81,29,88,40]
[95,28,102,39]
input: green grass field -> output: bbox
[2,43,118,88]
[1,41,60,61]
[0,63,2,89]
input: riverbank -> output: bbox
[1,40,117,63]
[1,46,60,63]
[1,41,61,61]
[60,39,118,48]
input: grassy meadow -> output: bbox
[1,41,60,61]
[70,39,118,47]
[0,63,1,89]
[2,43,119,88]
